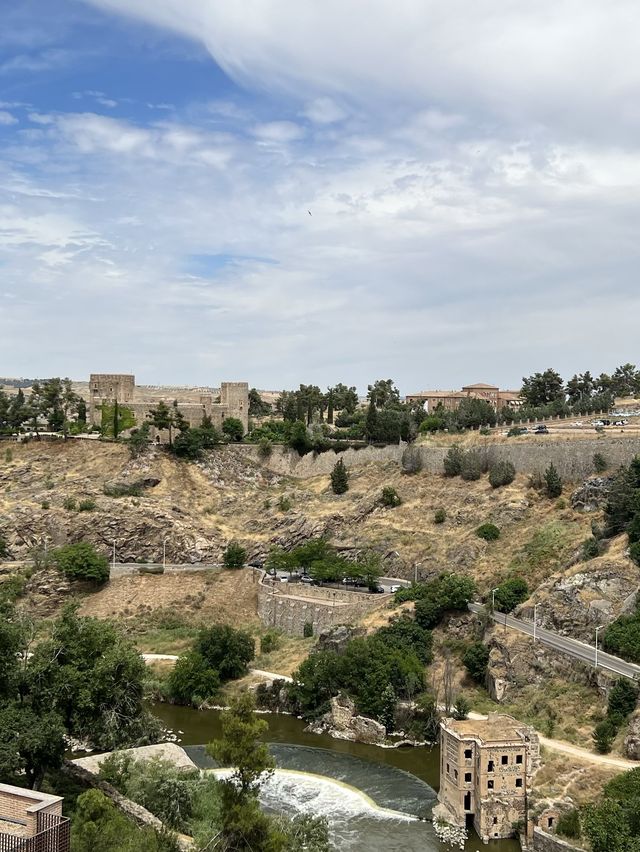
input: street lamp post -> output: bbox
[595,624,604,669]
[491,587,499,613]
[163,539,167,570]
[112,539,116,571]
[533,604,540,643]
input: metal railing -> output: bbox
[0,813,70,852]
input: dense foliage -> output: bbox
[330,458,349,494]
[52,541,110,584]
[463,642,490,683]
[71,789,177,852]
[492,577,528,612]
[222,541,247,569]
[395,575,476,629]
[489,460,516,488]
[544,462,563,498]
[475,523,500,541]
[581,766,640,852]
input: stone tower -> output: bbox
[220,382,249,433]
[89,374,135,426]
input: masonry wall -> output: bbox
[257,577,390,636]
[532,827,582,852]
[233,436,640,481]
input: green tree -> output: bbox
[607,678,639,724]
[248,388,272,417]
[147,401,173,446]
[128,422,151,458]
[0,705,65,789]
[367,379,400,408]
[196,624,254,682]
[222,417,244,442]
[593,719,616,754]
[489,460,516,488]
[71,789,163,852]
[456,398,497,428]
[168,651,220,706]
[329,383,359,414]
[463,642,490,683]
[364,399,378,441]
[222,541,247,569]
[452,696,470,720]
[288,420,312,454]
[52,541,109,584]
[544,462,563,498]
[443,445,464,477]
[330,458,349,494]
[378,684,396,733]
[521,368,565,407]
[381,486,401,507]
[493,577,528,613]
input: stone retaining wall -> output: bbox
[257,576,389,636]
[532,827,582,852]
[232,436,640,482]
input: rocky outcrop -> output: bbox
[571,476,614,512]
[305,693,386,744]
[314,624,365,655]
[624,711,640,760]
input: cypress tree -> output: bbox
[365,400,378,442]
[327,392,334,425]
[544,462,563,498]
[330,458,349,494]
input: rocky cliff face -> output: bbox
[305,693,386,745]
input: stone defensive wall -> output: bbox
[232,435,640,482]
[256,571,391,637]
[531,827,581,852]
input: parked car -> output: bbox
[369,585,385,594]
[389,584,401,593]
[300,576,314,584]
[534,425,549,434]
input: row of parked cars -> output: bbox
[266,568,397,594]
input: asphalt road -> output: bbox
[469,602,640,680]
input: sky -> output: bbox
[1,1,640,393]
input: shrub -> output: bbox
[557,809,581,839]
[168,651,220,706]
[607,678,639,725]
[330,458,349,494]
[443,445,464,477]
[434,508,446,524]
[52,541,109,584]
[257,438,272,459]
[544,462,563,498]
[630,541,640,566]
[196,624,254,681]
[594,452,608,473]
[412,574,476,629]
[278,495,292,512]
[63,496,77,511]
[289,420,312,455]
[460,452,482,481]
[463,642,490,683]
[507,426,526,437]
[0,535,8,559]
[493,577,528,612]
[476,523,500,541]
[78,498,97,512]
[260,631,281,655]
[381,486,401,507]
[222,417,244,442]
[222,541,246,569]
[103,481,144,498]
[41,500,50,510]
[401,445,423,474]
[489,460,516,488]
[593,718,616,753]
[303,621,313,638]
[582,537,601,561]
[452,696,470,720]
[4,448,13,462]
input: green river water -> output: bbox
[151,703,521,852]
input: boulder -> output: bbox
[571,476,615,512]
[624,712,640,760]
[314,624,365,655]
[305,693,386,744]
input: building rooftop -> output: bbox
[408,390,467,398]
[442,713,529,744]
[461,383,500,390]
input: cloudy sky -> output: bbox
[1,1,639,393]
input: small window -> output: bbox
[446,763,450,774]
[548,817,554,828]
[464,748,472,759]
[454,770,458,780]
[488,780,494,790]
[493,817,498,825]
[515,778,523,788]
[487,760,495,772]
[501,755,509,765]
[516,754,523,764]
[465,773,472,782]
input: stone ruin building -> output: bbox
[434,712,540,843]
[88,374,249,440]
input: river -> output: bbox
[151,703,521,852]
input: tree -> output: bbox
[52,541,109,584]
[148,401,173,446]
[0,705,65,789]
[463,642,490,683]
[456,398,497,428]
[248,388,272,417]
[8,388,28,430]
[521,368,565,406]
[607,678,639,724]
[128,423,150,458]
[329,383,359,414]
[452,696,470,720]
[222,417,244,442]
[206,692,275,852]
[71,789,163,852]
[326,390,334,425]
[222,541,246,569]
[582,799,633,852]
[567,371,595,403]
[489,460,516,488]
[364,399,378,441]
[381,486,401,507]
[196,624,254,681]
[330,458,349,494]
[367,379,400,409]
[493,577,528,612]
[443,445,464,477]
[378,684,396,733]
[593,719,616,754]
[544,462,563,498]
[611,363,640,398]
[168,651,219,706]
[288,420,312,454]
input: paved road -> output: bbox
[469,602,640,680]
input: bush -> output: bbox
[303,622,313,638]
[0,535,8,559]
[63,496,77,511]
[594,452,608,473]
[507,426,526,437]
[381,486,401,507]
[330,458,349,494]
[463,642,490,683]
[452,696,471,720]
[544,462,563,498]
[401,445,423,474]
[289,420,312,455]
[630,541,640,566]
[460,452,482,481]
[476,523,500,541]
[607,678,639,725]
[40,500,50,510]
[493,577,528,612]
[196,624,254,681]
[257,438,272,459]
[168,651,220,706]
[78,498,96,512]
[260,631,280,655]
[489,460,516,488]
[557,808,581,839]
[222,417,244,442]
[593,718,616,753]
[443,445,464,477]
[222,541,246,569]
[412,574,476,629]
[434,507,446,524]
[278,495,292,512]
[582,537,601,561]
[52,542,109,584]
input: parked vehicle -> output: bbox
[389,584,401,593]
[534,425,549,434]
[369,585,385,594]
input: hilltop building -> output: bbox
[435,713,539,843]
[89,374,249,439]
[0,783,69,851]
[406,383,522,413]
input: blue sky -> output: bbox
[1,0,640,392]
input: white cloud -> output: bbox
[302,97,347,125]
[252,121,305,143]
[0,111,17,126]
